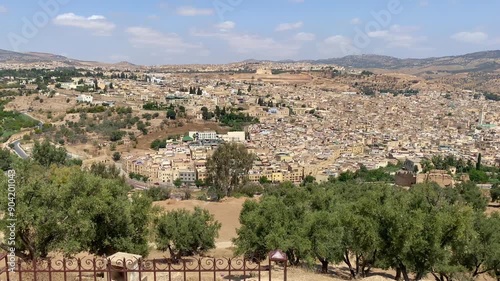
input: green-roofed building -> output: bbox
[182,135,194,142]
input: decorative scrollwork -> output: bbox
[215,257,230,270]
[201,258,215,270]
[231,259,244,271]
[141,259,155,271]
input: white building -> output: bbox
[189,131,218,141]
[76,94,93,103]
[220,131,246,142]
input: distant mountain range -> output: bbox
[1,49,499,73]
[307,50,500,72]
[0,49,137,68]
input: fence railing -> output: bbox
[0,253,287,281]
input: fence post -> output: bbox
[138,258,142,281]
[198,258,201,281]
[62,258,66,281]
[78,258,82,281]
[123,258,128,281]
[258,261,261,281]
[17,259,22,281]
[48,258,52,281]
[153,259,157,281]
[106,258,111,281]
[213,258,216,281]
[168,260,171,281]
[182,259,186,281]
[4,254,10,281]
[33,258,37,281]
[93,258,97,281]
[284,260,287,281]
[268,258,271,281]
[228,258,231,279]
[243,258,246,281]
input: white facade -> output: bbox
[221,131,246,142]
[189,131,218,140]
[76,94,93,103]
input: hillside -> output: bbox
[0,49,137,68]
[312,50,500,72]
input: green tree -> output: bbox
[0,161,153,259]
[194,179,204,188]
[0,148,13,171]
[206,143,255,199]
[167,109,176,120]
[32,140,67,167]
[112,152,121,161]
[259,176,271,184]
[233,188,311,265]
[144,186,170,201]
[476,153,482,171]
[491,183,500,202]
[154,208,221,262]
[302,175,316,186]
[174,178,183,188]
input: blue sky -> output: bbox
[1,0,499,65]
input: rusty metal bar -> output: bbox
[62,257,66,281]
[123,257,128,281]
[243,258,246,281]
[78,258,82,281]
[168,260,171,281]
[198,258,201,280]
[4,254,10,281]
[268,258,271,281]
[93,258,97,281]
[33,257,37,281]
[284,260,287,281]
[258,262,261,281]
[228,258,231,279]
[213,257,216,281]
[18,259,22,281]
[106,258,111,281]
[138,258,142,281]
[48,258,52,281]
[183,259,186,281]
[153,259,157,281]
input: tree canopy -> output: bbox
[154,207,221,262]
[206,142,255,199]
[0,160,153,260]
[233,181,495,281]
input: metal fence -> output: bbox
[0,253,287,281]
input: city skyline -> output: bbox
[1,0,500,65]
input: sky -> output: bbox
[1,0,499,65]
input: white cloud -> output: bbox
[350,18,362,25]
[0,5,8,13]
[294,32,315,41]
[126,27,204,54]
[215,21,236,32]
[176,6,214,16]
[451,31,489,44]
[223,34,301,57]
[318,35,359,57]
[191,29,301,58]
[367,25,426,48]
[275,21,303,32]
[53,13,116,36]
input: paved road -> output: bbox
[11,140,29,159]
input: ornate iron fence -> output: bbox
[0,253,287,281]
